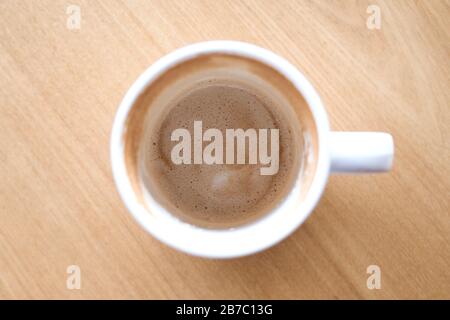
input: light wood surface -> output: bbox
[0,0,449,299]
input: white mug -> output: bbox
[111,41,394,258]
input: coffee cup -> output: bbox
[110,41,394,258]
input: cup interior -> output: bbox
[123,53,319,228]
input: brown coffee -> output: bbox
[140,82,300,228]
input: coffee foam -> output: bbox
[141,82,298,228]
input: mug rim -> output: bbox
[110,41,330,258]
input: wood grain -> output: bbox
[0,0,449,299]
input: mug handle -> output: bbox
[329,132,394,173]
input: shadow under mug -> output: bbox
[111,41,394,258]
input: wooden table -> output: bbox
[0,0,449,299]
